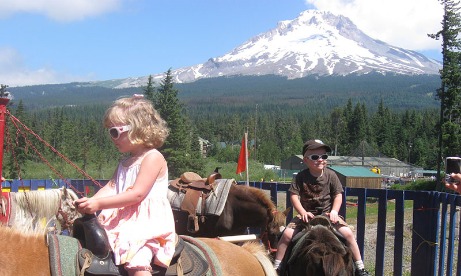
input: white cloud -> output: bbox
[0,0,121,85]
[0,0,122,22]
[306,0,444,51]
[0,47,94,87]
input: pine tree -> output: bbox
[143,75,155,102]
[428,0,461,189]
[328,108,343,155]
[6,100,28,178]
[152,69,204,178]
[0,84,8,97]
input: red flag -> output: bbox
[236,135,247,174]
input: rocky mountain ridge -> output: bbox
[103,10,441,89]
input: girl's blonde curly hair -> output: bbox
[103,96,169,148]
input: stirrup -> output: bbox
[78,248,122,276]
[186,214,199,233]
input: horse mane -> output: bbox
[236,185,276,212]
[9,187,80,234]
[241,241,277,276]
[241,240,270,256]
[12,189,61,215]
[234,185,288,236]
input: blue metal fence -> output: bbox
[3,179,461,276]
[245,181,461,276]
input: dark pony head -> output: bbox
[237,186,291,253]
[288,224,354,276]
[263,207,291,255]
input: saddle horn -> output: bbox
[73,213,111,258]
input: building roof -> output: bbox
[327,156,411,168]
[329,166,382,178]
[293,155,412,167]
[288,155,422,177]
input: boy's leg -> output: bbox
[274,215,304,272]
[273,227,294,269]
[336,225,369,276]
[336,225,362,262]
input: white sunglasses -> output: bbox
[305,154,329,161]
[108,125,131,140]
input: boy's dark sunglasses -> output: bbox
[306,154,328,161]
[108,125,131,140]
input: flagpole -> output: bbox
[244,131,249,186]
[236,130,249,185]
[0,87,10,189]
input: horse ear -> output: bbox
[283,207,292,216]
[61,186,68,197]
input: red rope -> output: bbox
[5,111,103,195]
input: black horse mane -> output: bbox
[233,185,276,212]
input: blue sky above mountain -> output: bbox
[0,0,444,87]
[110,10,441,88]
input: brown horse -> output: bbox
[168,178,289,253]
[279,216,355,276]
[0,226,277,276]
[0,187,81,234]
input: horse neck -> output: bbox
[12,189,61,215]
[10,189,75,234]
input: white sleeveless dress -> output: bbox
[98,149,175,269]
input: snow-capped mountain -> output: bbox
[111,10,441,89]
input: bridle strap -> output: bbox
[56,196,72,231]
[260,231,278,253]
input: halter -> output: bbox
[56,192,76,233]
[260,209,284,253]
[260,231,278,253]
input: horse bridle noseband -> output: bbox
[56,196,74,231]
[261,209,286,253]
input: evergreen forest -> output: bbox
[1,73,444,182]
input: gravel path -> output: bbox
[360,222,413,275]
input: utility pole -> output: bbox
[254,104,258,161]
[408,142,412,164]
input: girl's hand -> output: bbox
[74,197,99,214]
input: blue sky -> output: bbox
[0,0,444,87]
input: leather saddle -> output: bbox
[169,171,222,233]
[313,215,347,243]
[73,214,209,276]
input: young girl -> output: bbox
[75,95,175,276]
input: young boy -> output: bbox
[273,139,369,276]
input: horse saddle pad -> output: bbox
[153,236,210,276]
[47,233,81,276]
[76,235,210,276]
[167,178,235,216]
